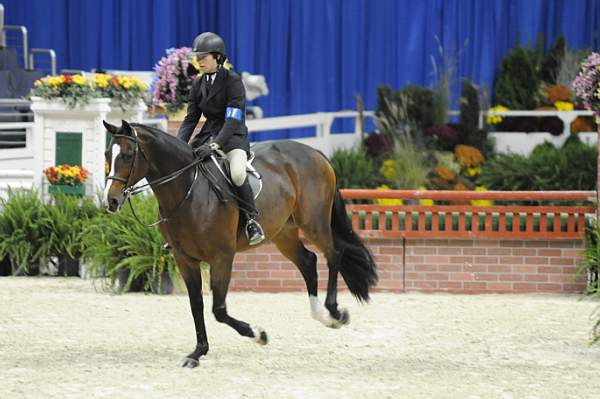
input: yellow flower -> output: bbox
[94,74,111,88]
[554,101,574,111]
[486,105,508,125]
[72,75,87,85]
[380,159,397,181]
[130,77,146,90]
[374,184,403,206]
[471,186,493,206]
[465,167,481,177]
[417,186,433,205]
[34,80,42,87]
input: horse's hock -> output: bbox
[230,190,591,294]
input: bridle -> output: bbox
[106,127,202,227]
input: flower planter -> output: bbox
[48,184,85,196]
[150,269,174,295]
[57,256,80,277]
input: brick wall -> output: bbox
[230,238,586,294]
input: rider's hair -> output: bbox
[211,52,225,65]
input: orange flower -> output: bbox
[435,165,455,181]
[546,84,571,103]
[455,145,484,168]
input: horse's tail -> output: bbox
[331,190,378,302]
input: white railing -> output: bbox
[0,169,34,201]
[0,121,35,169]
[247,110,375,156]
[480,110,597,155]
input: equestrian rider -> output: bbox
[177,32,265,245]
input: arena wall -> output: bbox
[230,238,586,294]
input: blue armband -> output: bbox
[225,107,243,121]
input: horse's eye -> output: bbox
[122,153,133,161]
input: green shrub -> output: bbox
[581,223,600,345]
[81,195,179,293]
[0,188,45,274]
[539,34,567,84]
[381,142,431,189]
[39,192,101,262]
[401,84,435,132]
[331,147,380,188]
[493,44,539,110]
[478,136,596,191]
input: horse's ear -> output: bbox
[121,120,133,136]
[103,120,118,135]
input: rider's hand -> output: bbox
[194,143,213,160]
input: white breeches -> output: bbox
[226,148,247,187]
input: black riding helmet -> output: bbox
[191,32,226,64]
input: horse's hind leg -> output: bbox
[210,255,268,345]
[272,225,340,327]
[173,255,209,368]
[297,217,349,329]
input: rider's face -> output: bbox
[197,54,218,74]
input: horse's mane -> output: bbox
[131,123,194,157]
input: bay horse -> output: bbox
[102,120,377,368]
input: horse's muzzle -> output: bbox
[106,194,124,213]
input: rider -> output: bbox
[177,32,265,246]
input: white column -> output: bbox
[30,97,111,199]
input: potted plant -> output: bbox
[81,195,180,294]
[92,73,148,112]
[44,165,88,196]
[29,74,99,108]
[39,191,100,276]
[0,188,46,275]
[150,47,199,119]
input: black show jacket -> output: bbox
[177,67,250,153]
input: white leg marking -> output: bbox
[103,143,120,207]
[309,295,336,327]
[251,325,268,345]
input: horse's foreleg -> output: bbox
[210,257,268,345]
[175,257,209,368]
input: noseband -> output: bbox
[106,127,201,227]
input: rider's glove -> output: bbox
[193,143,213,160]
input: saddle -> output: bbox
[209,150,263,199]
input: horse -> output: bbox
[102,120,378,368]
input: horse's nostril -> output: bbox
[108,198,119,212]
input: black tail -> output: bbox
[331,190,378,302]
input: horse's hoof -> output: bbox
[177,357,199,368]
[252,326,268,345]
[326,308,350,329]
[339,308,350,326]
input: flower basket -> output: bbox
[151,47,199,114]
[44,165,89,196]
[48,184,85,196]
[29,73,148,111]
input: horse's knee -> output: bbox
[213,305,228,323]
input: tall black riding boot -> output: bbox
[235,178,265,245]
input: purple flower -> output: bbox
[151,47,198,112]
[572,52,600,116]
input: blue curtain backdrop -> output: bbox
[4,0,600,140]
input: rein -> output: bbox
[106,130,203,227]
